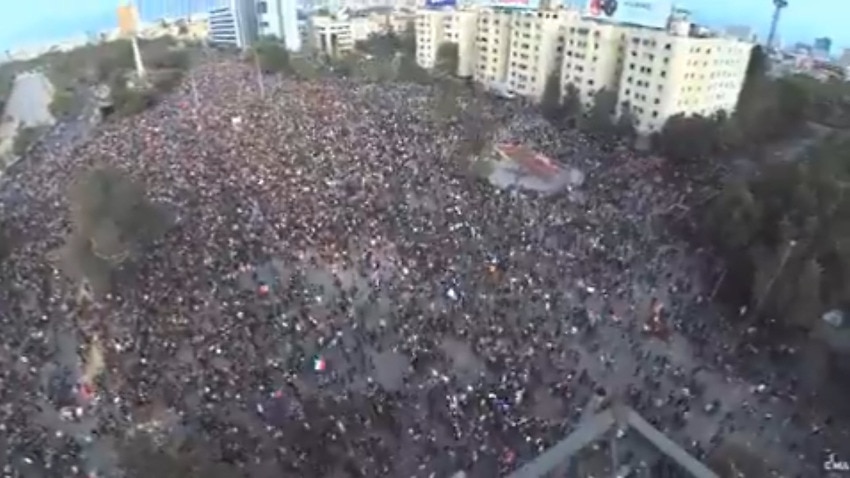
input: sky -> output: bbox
[0,0,842,51]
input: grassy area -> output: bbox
[12,125,47,157]
[0,36,195,121]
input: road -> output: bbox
[3,71,55,128]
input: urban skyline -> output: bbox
[0,0,843,51]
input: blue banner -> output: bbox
[425,0,457,8]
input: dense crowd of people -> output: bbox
[0,58,848,477]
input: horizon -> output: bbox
[0,0,843,52]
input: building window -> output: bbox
[257,1,268,14]
[260,21,269,28]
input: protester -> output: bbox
[0,58,842,477]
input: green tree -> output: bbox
[562,82,581,125]
[435,42,459,77]
[738,44,768,109]
[540,70,562,122]
[712,110,745,154]
[703,133,850,327]
[59,167,171,293]
[13,125,45,157]
[110,77,156,117]
[707,181,763,251]
[94,40,135,81]
[355,32,401,59]
[582,88,617,139]
[50,88,75,117]
[395,53,430,84]
[615,101,637,140]
[399,21,416,55]
[252,38,291,74]
[656,113,718,163]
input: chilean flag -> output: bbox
[313,356,327,372]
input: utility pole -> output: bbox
[123,0,146,80]
[131,35,147,80]
[766,0,788,51]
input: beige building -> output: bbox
[415,6,752,134]
[415,10,450,68]
[614,29,751,132]
[415,9,477,76]
[313,9,416,56]
[311,14,380,56]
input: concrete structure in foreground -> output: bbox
[506,404,719,478]
[415,5,752,135]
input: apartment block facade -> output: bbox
[257,0,303,52]
[415,6,752,134]
[207,0,259,49]
[415,9,477,76]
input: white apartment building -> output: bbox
[416,6,752,134]
[208,0,258,49]
[504,10,566,98]
[415,9,476,75]
[257,0,302,51]
[474,9,512,86]
[615,29,751,132]
[415,10,450,68]
[312,14,386,56]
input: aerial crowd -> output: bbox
[0,57,847,477]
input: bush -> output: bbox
[50,89,75,118]
[13,126,45,157]
[112,86,155,117]
[252,40,291,74]
[148,49,190,70]
[150,68,184,93]
[59,167,171,293]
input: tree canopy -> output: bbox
[435,42,459,77]
[540,70,563,122]
[702,133,850,329]
[58,167,171,293]
[251,38,291,74]
[582,88,617,140]
[562,82,582,125]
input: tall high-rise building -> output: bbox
[257,0,303,51]
[208,0,258,48]
[416,6,753,135]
